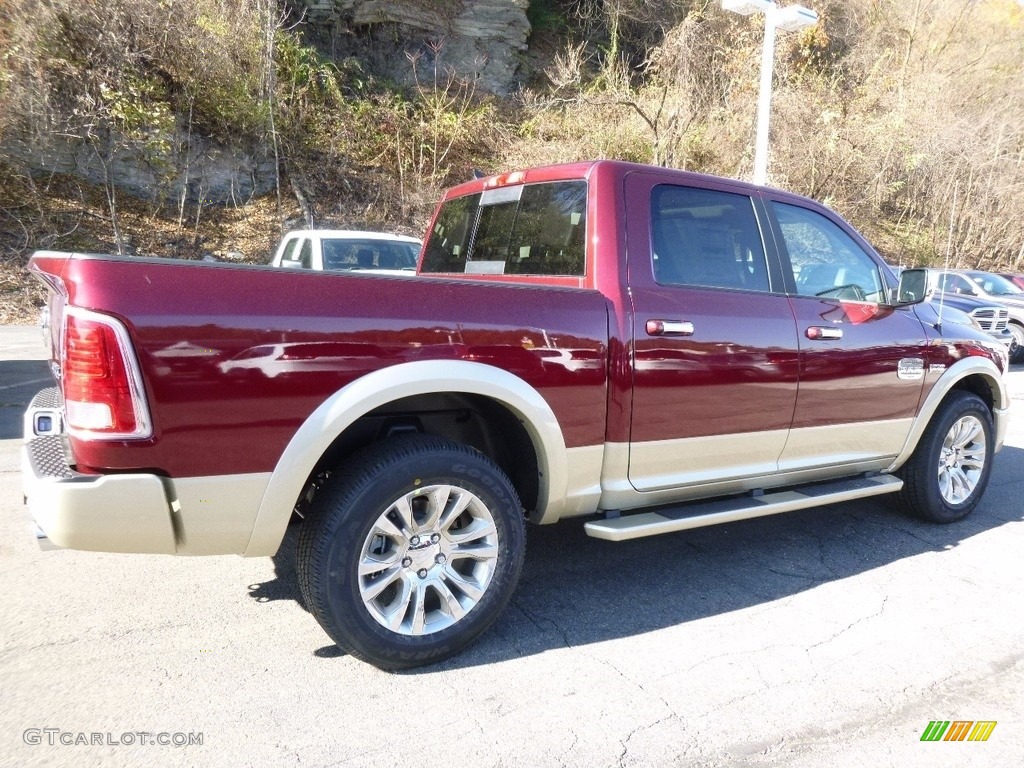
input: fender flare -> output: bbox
[886,356,1009,474]
[243,359,568,556]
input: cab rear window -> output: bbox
[421,180,587,276]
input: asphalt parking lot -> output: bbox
[1,323,1022,767]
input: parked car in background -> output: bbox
[926,294,1012,349]
[998,272,1024,291]
[929,270,1024,363]
[939,296,1011,347]
[271,230,421,274]
[889,265,1012,349]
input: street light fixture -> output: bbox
[722,0,818,186]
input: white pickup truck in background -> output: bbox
[270,229,422,274]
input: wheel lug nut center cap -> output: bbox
[406,535,443,573]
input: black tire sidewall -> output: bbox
[910,393,994,523]
[309,439,525,669]
[1009,323,1024,364]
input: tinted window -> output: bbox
[651,185,770,292]
[297,239,313,269]
[421,193,481,273]
[421,181,587,276]
[967,272,1023,296]
[936,272,974,295]
[773,202,884,302]
[278,237,300,264]
[321,239,418,271]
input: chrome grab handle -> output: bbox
[646,320,695,337]
[806,326,843,340]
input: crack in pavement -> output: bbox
[763,566,821,583]
[614,712,678,768]
[597,656,681,721]
[511,599,573,649]
[806,595,889,653]
[590,655,688,767]
[554,732,579,768]
[757,654,1024,765]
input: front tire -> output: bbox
[896,391,993,523]
[297,435,526,670]
[1009,322,1024,364]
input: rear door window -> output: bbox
[651,185,770,292]
[937,272,974,295]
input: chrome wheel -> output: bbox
[897,391,992,524]
[937,414,986,505]
[358,484,499,636]
[298,436,525,669]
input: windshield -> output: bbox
[321,239,419,271]
[967,272,1023,296]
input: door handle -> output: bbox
[806,326,843,340]
[646,320,695,336]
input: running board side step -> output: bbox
[584,474,903,542]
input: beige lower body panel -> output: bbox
[23,436,272,556]
[165,473,272,555]
[777,418,913,472]
[597,419,908,512]
[531,444,604,524]
[626,429,789,493]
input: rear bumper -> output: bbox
[22,388,272,555]
[22,389,177,553]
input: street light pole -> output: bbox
[722,1,818,186]
[753,14,778,186]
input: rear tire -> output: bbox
[297,435,525,670]
[896,391,993,523]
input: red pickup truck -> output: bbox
[23,160,1010,669]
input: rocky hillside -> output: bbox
[2,0,1024,322]
[298,0,531,94]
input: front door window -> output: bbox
[773,203,885,303]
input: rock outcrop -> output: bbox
[2,133,277,205]
[1,1,531,205]
[299,0,531,94]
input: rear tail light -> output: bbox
[62,307,152,440]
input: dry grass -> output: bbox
[0,164,304,324]
[0,159,445,324]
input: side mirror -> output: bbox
[893,268,928,306]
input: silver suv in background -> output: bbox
[889,266,1012,351]
[928,293,1012,348]
[930,270,1024,363]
